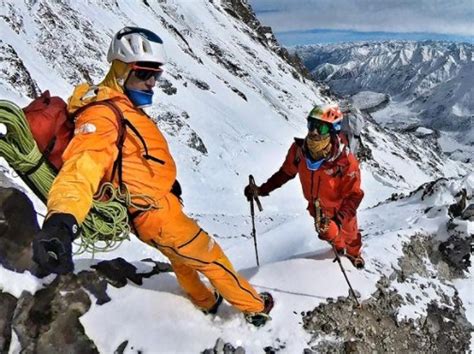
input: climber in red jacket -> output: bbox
[245,105,365,268]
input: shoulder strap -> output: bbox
[74,101,166,189]
[293,138,305,167]
[73,100,126,187]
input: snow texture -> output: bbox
[0,0,473,352]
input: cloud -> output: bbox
[249,0,474,37]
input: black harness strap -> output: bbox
[293,138,305,167]
[123,119,165,165]
[24,136,57,176]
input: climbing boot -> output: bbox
[244,292,274,327]
[346,254,365,269]
[202,292,223,315]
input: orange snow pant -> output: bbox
[318,214,362,257]
[133,193,264,313]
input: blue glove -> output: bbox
[32,213,80,274]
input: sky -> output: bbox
[248,0,474,46]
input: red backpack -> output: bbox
[22,90,124,172]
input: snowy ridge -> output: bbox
[294,41,474,150]
[0,0,473,352]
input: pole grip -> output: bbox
[249,175,263,212]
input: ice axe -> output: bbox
[313,199,361,308]
[248,175,262,266]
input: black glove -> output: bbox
[244,184,260,202]
[32,213,80,275]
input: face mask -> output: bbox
[306,134,331,161]
[124,88,154,108]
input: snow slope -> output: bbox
[0,0,473,352]
[3,171,473,352]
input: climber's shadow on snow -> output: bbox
[291,247,336,262]
[74,257,184,297]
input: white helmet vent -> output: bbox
[107,26,167,65]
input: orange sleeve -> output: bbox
[259,143,298,196]
[47,105,119,223]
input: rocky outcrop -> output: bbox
[202,337,246,354]
[12,273,99,354]
[302,234,473,352]
[0,187,40,273]
[220,0,310,80]
[303,277,471,353]
[0,41,40,99]
[0,292,17,353]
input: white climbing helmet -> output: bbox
[107,26,167,64]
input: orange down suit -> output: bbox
[47,84,263,313]
[259,138,364,256]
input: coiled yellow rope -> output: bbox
[0,99,155,255]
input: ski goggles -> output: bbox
[307,119,331,135]
[131,62,164,81]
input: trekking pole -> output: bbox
[331,244,361,307]
[249,175,262,266]
[313,199,361,307]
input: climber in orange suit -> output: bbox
[32,26,273,326]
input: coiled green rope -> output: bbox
[0,99,155,255]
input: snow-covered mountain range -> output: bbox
[0,1,472,353]
[294,41,474,161]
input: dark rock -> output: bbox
[220,0,309,79]
[344,340,360,353]
[114,340,128,353]
[12,273,98,353]
[159,111,208,156]
[0,41,40,98]
[158,15,202,64]
[77,270,111,305]
[230,86,247,101]
[206,43,249,79]
[201,337,246,354]
[91,257,172,289]
[190,78,210,90]
[140,258,173,275]
[448,189,467,218]
[0,187,39,273]
[461,203,474,220]
[92,258,144,287]
[303,236,472,353]
[234,347,245,354]
[224,342,235,353]
[189,132,208,155]
[438,236,472,272]
[0,292,17,353]
[214,337,225,353]
[158,78,178,95]
[422,301,473,352]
